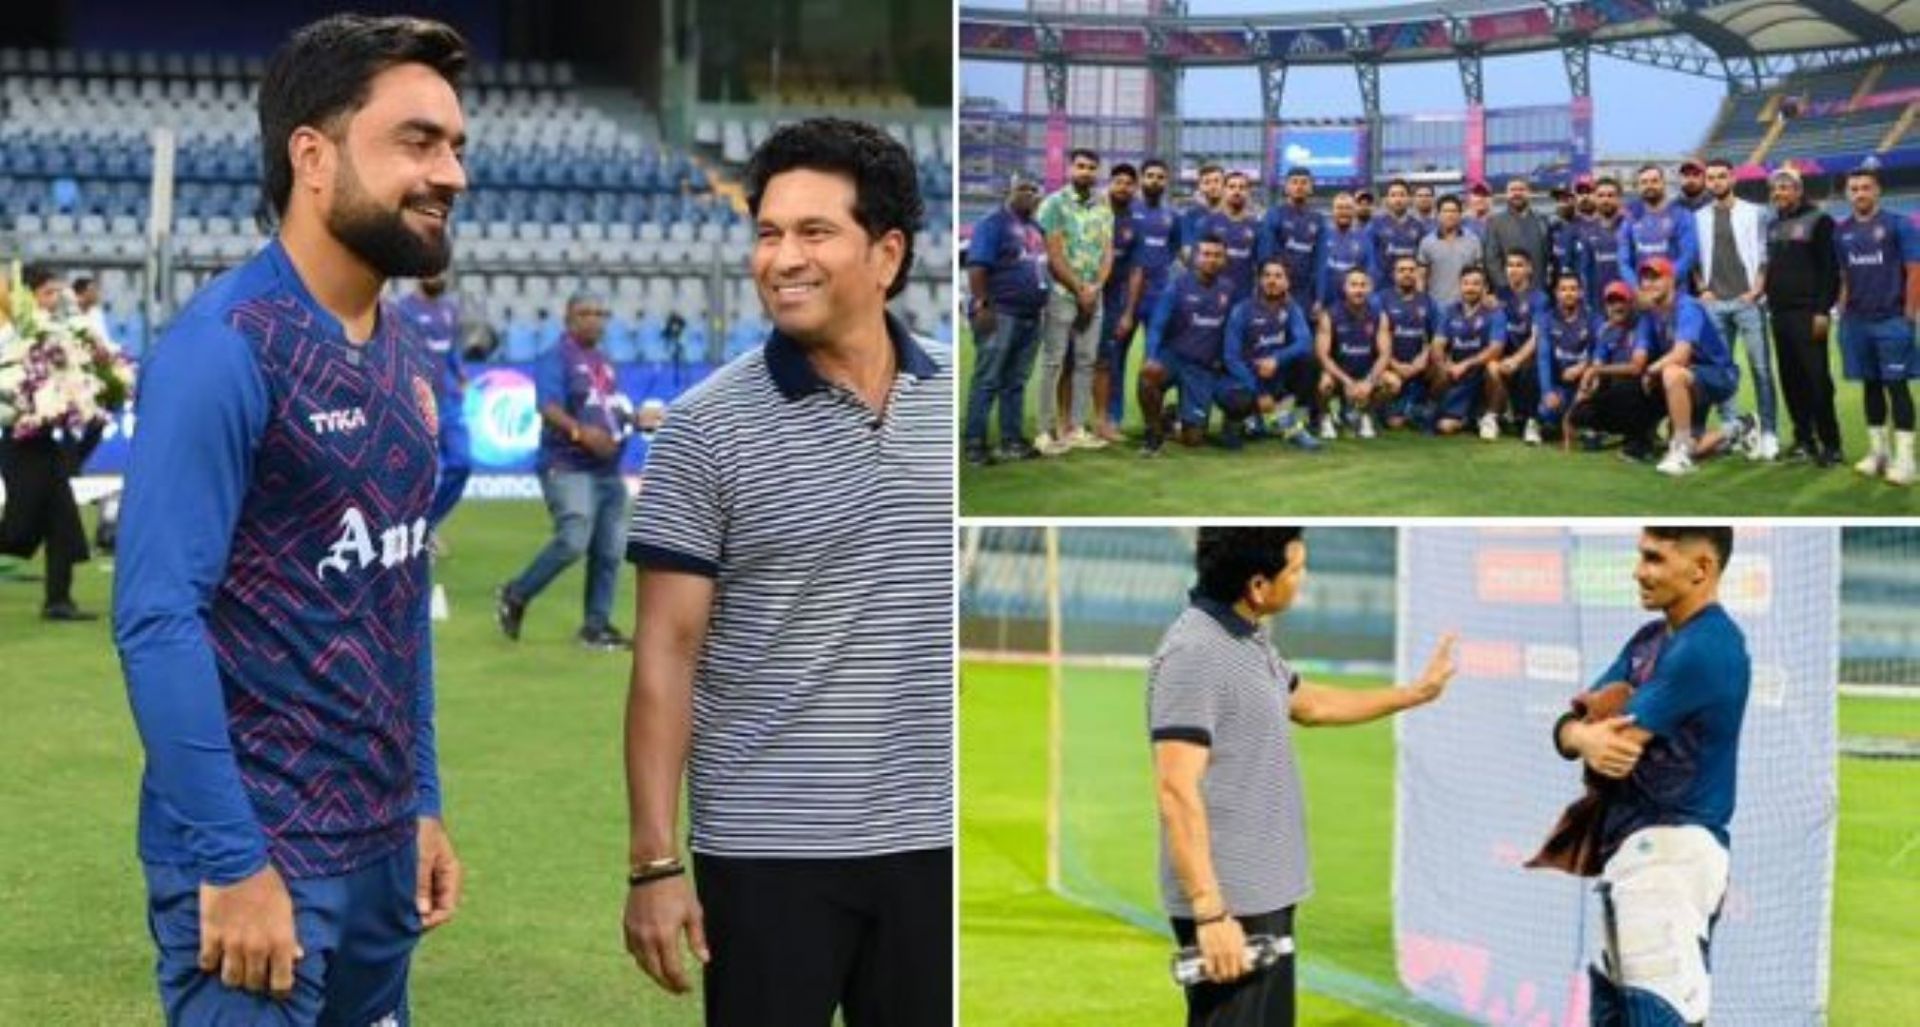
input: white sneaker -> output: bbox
[1855,451,1887,477]
[1478,412,1500,441]
[1888,454,1916,486]
[1750,431,1779,462]
[1358,413,1377,439]
[1066,428,1109,450]
[1523,419,1542,446]
[1319,415,1338,440]
[1657,446,1697,476]
[1035,431,1070,457]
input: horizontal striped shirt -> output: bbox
[1149,594,1311,918]
[627,313,953,858]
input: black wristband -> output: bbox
[627,856,686,887]
[1194,910,1231,927]
[1552,711,1581,760]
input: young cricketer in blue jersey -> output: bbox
[1551,528,1749,1027]
[1315,268,1392,438]
[1259,170,1327,316]
[393,275,468,529]
[1095,165,1141,438]
[1620,167,1700,294]
[1833,168,1920,484]
[1377,255,1441,428]
[1318,193,1374,311]
[1635,257,1742,475]
[1222,259,1321,448]
[1536,272,1598,433]
[1108,160,1181,429]
[113,17,467,1023]
[1433,267,1508,435]
[1489,252,1553,443]
[1204,172,1262,304]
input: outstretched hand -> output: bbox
[1407,631,1458,706]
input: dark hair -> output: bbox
[1413,182,1435,194]
[1846,167,1880,186]
[1197,162,1224,178]
[1705,157,1733,172]
[1393,253,1419,269]
[1386,178,1410,194]
[72,275,95,292]
[1195,527,1304,604]
[257,14,468,228]
[1259,257,1289,276]
[1285,166,1312,180]
[1224,170,1249,184]
[1636,163,1665,179]
[1459,264,1488,284]
[1644,526,1734,569]
[746,117,924,299]
[22,263,61,290]
[1437,194,1462,212]
[1069,147,1100,165]
[1505,250,1534,267]
[1110,162,1138,181]
[1142,158,1169,174]
[1554,270,1583,289]
[1594,176,1621,193]
[1194,232,1225,249]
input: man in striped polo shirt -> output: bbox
[1151,527,1457,1026]
[620,117,951,1027]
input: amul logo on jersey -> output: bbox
[316,507,429,580]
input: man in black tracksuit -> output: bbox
[1762,166,1843,465]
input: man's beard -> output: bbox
[328,159,453,278]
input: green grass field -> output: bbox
[956,326,1920,516]
[961,660,1920,1026]
[0,501,708,1025]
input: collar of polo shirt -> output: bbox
[1189,589,1258,638]
[763,311,939,400]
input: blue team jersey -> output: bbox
[1593,604,1751,848]
[1369,214,1426,288]
[1638,294,1733,370]
[1548,217,1584,281]
[1105,200,1140,309]
[1319,224,1373,308]
[393,292,464,408]
[535,335,626,474]
[1576,215,1627,306]
[1593,317,1645,365]
[1621,203,1699,284]
[1440,301,1508,360]
[965,206,1050,318]
[1327,298,1381,375]
[1498,287,1549,358]
[114,238,440,883]
[1223,294,1311,391]
[1379,289,1439,362]
[1203,209,1261,301]
[1147,270,1238,366]
[1539,306,1599,388]
[1834,211,1920,320]
[1131,198,1181,305]
[1260,203,1326,301]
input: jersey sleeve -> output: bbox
[1145,282,1178,364]
[1223,301,1255,392]
[412,582,441,817]
[1487,309,1509,349]
[1896,215,1920,264]
[1284,303,1314,363]
[112,318,273,885]
[1149,643,1221,747]
[626,404,725,577]
[965,214,1000,269]
[1625,633,1719,737]
[1673,301,1708,354]
[533,349,567,414]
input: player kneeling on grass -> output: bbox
[1487,251,1551,444]
[1139,235,1250,454]
[1634,258,1744,476]
[1376,255,1440,430]
[1150,527,1457,1027]
[1432,266,1508,437]
[1223,259,1322,451]
[1536,271,1598,444]
[1540,527,1750,1027]
[1570,282,1661,459]
[1315,268,1394,439]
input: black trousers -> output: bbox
[693,848,951,1027]
[0,433,89,607]
[1170,907,1296,1027]
[1769,306,1842,452]
[1572,379,1664,444]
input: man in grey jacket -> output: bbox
[1484,177,1549,296]
[1695,157,1778,460]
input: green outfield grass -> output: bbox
[0,501,706,1025]
[962,660,1920,1026]
[956,326,1920,516]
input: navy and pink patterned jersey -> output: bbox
[115,239,441,883]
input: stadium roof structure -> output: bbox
[961,0,1920,99]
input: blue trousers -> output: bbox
[146,844,419,1026]
[507,468,629,631]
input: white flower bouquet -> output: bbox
[0,263,135,438]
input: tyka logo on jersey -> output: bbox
[316,507,430,580]
[308,408,367,435]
